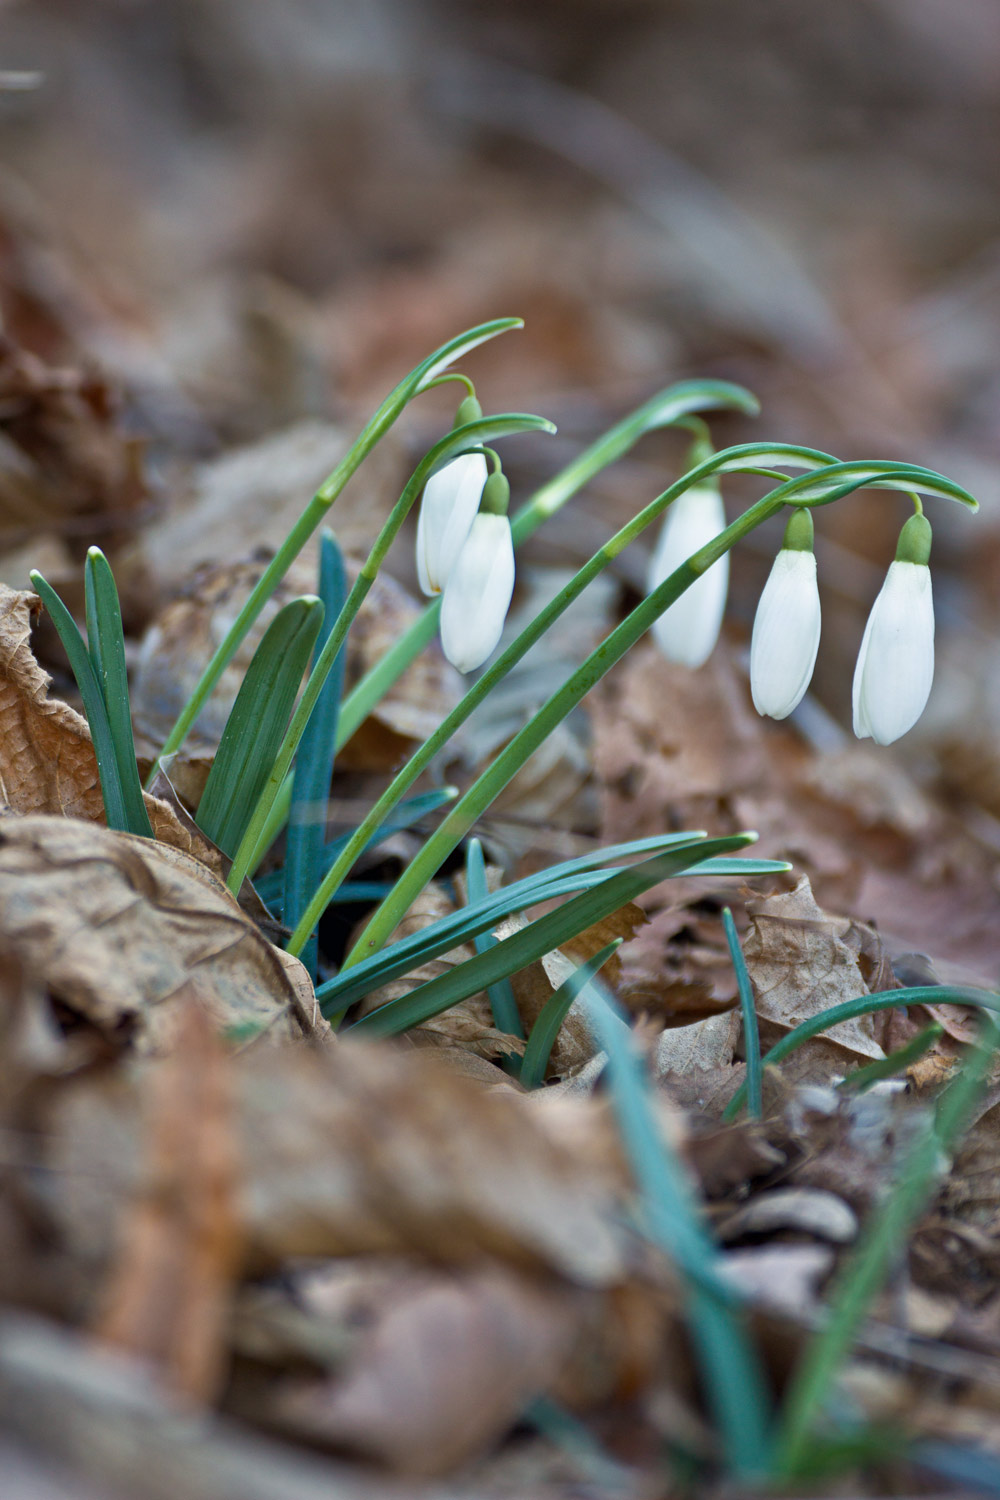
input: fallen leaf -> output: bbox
[0,583,273,884]
[262,1265,577,1475]
[743,875,892,1081]
[93,999,242,1403]
[0,333,145,551]
[43,1039,633,1289]
[0,815,315,1053]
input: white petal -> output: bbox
[415,452,487,596]
[750,549,821,719]
[852,561,934,746]
[439,513,515,674]
[647,484,729,669]
[851,604,877,740]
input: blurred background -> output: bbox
[1,0,1000,856]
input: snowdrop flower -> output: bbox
[853,511,934,746]
[440,471,515,674]
[750,508,821,719]
[648,478,729,669]
[415,395,487,596]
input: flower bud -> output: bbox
[648,479,729,669]
[415,451,488,596]
[852,514,934,745]
[750,508,821,720]
[439,511,515,674]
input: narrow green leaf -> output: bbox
[775,1014,999,1477]
[30,569,131,834]
[723,984,1000,1121]
[342,834,756,1032]
[722,907,761,1119]
[320,834,717,1012]
[578,977,773,1479]
[520,939,621,1090]
[283,533,347,978]
[838,1023,943,1094]
[83,549,154,839]
[316,839,786,1012]
[413,317,523,390]
[466,837,523,1046]
[772,458,978,511]
[196,596,324,857]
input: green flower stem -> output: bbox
[284,441,835,959]
[507,379,758,545]
[334,607,439,752]
[334,379,759,751]
[247,769,295,873]
[143,317,522,786]
[227,412,555,896]
[343,457,972,970]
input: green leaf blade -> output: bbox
[83,549,153,839]
[196,596,324,857]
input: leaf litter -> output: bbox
[3,15,1000,1493]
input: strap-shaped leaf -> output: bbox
[196,596,323,857]
[83,549,154,839]
[319,832,715,1010]
[342,833,756,1031]
[29,569,141,836]
[577,976,773,1477]
[466,837,523,1045]
[317,842,788,1014]
[283,533,347,978]
[519,939,621,1090]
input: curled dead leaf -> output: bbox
[743,875,892,1082]
[0,815,317,1054]
[41,1039,632,1291]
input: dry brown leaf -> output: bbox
[0,815,315,1052]
[0,583,106,822]
[43,1039,632,1290]
[262,1266,577,1475]
[743,875,892,1081]
[0,583,273,887]
[653,1010,741,1080]
[93,999,242,1403]
[0,334,145,549]
[146,761,287,941]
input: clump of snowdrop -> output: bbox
[852,509,934,746]
[439,468,515,674]
[750,508,821,720]
[648,470,729,670]
[415,395,487,597]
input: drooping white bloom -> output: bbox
[750,510,821,720]
[852,560,934,745]
[439,511,515,674]
[415,451,488,596]
[648,481,729,669]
